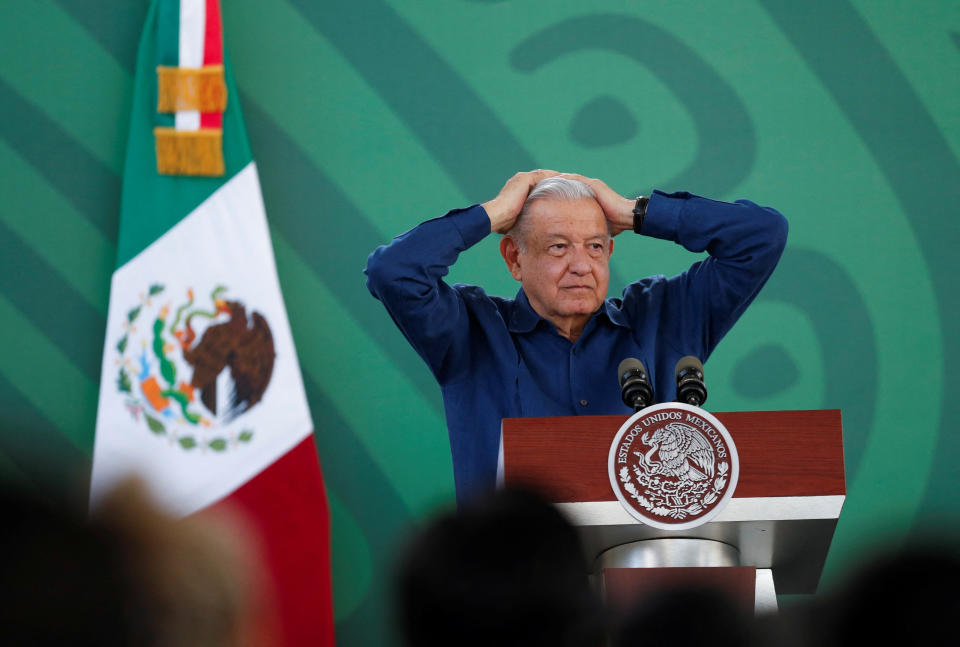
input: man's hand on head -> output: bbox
[557,173,636,236]
[482,170,558,234]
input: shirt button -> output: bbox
[580,399,588,406]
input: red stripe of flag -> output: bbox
[209,436,336,646]
[201,0,223,130]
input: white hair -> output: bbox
[506,177,602,250]
[525,176,597,204]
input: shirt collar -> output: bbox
[507,289,542,333]
[507,289,633,333]
[602,297,632,329]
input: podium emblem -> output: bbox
[608,403,739,530]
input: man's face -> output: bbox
[503,197,612,332]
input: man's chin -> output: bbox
[556,297,603,315]
[559,287,601,302]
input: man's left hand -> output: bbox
[558,173,636,236]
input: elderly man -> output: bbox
[366,170,787,504]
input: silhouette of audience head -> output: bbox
[394,487,603,647]
[0,479,258,647]
[815,542,960,647]
[614,586,754,647]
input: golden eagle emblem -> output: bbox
[114,284,275,452]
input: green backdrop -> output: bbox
[1,1,958,644]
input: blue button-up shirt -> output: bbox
[366,191,787,505]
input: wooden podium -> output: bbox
[497,410,844,612]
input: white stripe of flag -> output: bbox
[176,0,205,131]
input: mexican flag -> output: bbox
[90,1,335,644]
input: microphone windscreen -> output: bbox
[675,355,704,379]
[618,357,647,385]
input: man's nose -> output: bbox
[568,246,591,274]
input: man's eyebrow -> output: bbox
[543,233,608,240]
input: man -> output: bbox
[366,170,787,504]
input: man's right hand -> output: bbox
[482,169,558,233]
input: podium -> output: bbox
[498,409,844,613]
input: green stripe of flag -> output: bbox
[117,0,251,267]
[156,0,181,67]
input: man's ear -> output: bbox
[608,238,614,258]
[500,236,523,281]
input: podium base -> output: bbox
[596,539,778,615]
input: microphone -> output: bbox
[618,358,653,412]
[675,356,707,407]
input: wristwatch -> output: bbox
[632,196,649,234]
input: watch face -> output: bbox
[632,198,647,233]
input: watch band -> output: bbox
[632,196,649,234]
